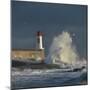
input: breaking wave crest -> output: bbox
[46,31,87,69]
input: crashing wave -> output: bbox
[46,31,87,70]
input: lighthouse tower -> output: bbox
[36,31,45,63]
[37,31,44,50]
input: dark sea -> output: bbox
[11,63,87,89]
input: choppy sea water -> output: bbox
[11,66,87,89]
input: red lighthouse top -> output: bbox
[37,31,43,36]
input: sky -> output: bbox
[11,0,87,58]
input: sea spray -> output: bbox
[46,31,86,69]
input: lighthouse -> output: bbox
[12,31,45,64]
[36,31,45,63]
[37,31,44,50]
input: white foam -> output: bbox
[46,31,87,70]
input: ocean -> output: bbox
[11,64,87,89]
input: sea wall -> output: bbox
[11,49,45,63]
